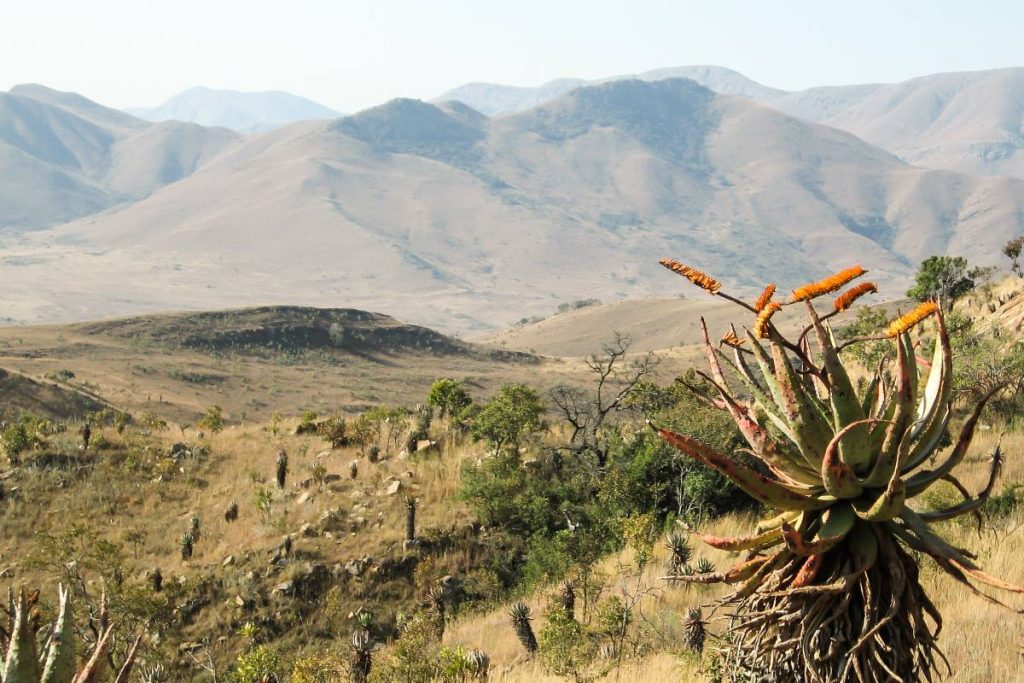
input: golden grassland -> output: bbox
[3,416,1020,681]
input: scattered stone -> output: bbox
[300,523,318,538]
[416,440,437,453]
[385,480,402,496]
[222,555,235,567]
[273,580,294,595]
[296,491,315,505]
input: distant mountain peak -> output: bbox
[434,64,784,116]
[127,87,341,133]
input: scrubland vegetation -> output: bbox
[2,253,1024,681]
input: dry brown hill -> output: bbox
[3,79,1022,334]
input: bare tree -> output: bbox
[550,333,658,469]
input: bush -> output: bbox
[232,645,282,683]
[198,405,224,434]
[427,378,472,418]
[469,383,544,453]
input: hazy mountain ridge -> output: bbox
[0,84,242,230]
[127,86,342,133]
[3,78,1022,333]
[440,65,1024,179]
[435,65,782,115]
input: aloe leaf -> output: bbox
[4,590,41,683]
[653,425,829,511]
[41,585,75,683]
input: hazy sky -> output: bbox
[3,0,1023,112]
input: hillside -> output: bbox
[127,86,342,133]
[0,84,241,230]
[3,79,1023,333]
[0,306,549,424]
[442,66,1024,179]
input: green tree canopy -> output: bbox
[470,383,544,454]
[906,255,992,308]
[427,378,472,418]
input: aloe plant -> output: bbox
[1,586,140,683]
[656,259,1019,682]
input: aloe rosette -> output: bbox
[656,259,1017,682]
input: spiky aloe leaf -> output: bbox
[905,383,1003,496]
[653,425,829,511]
[770,341,834,466]
[902,311,954,472]
[781,504,856,556]
[695,525,787,552]
[806,304,869,467]
[3,590,41,683]
[820,422,865,499]
[40,585,75,683]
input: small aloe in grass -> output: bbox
[656,259,1020,682]
[2,585,141,683]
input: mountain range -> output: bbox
[3,71,1024,334]
[126,87,342,133]
[438,65,1024,179]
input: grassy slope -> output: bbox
[2,283,1024,679]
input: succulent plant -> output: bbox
[180,531,194,561]
[1,586,141,683]
[224,501,239,522]
[275,450,288,489]
[150,567,163,593]
[665,531,693,576]
[656,259,1019,681]
[508,602,538,654]
[349,625,372,683]
[404,496,417,542]
[349,460,359,480]
[684,608,708,654]
[188,513,201,542]
[466,648,490,679]
[558,579,576,619]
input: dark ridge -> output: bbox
[333,98,486,165]
[512,78,719,169]
[72,306,535,363]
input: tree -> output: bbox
[1004,236,1024,277]
[427,378,472,418]
[549,333,657,468]
[198,405,224,434]
[470,383,544,454]
[906,255,992,308]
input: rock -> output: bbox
[416,440,437,453]
[222,555,235,567]
[345,556,372,577]
[0,567,13,579]
[350,516,367,531]
[298,477,314,489]
[522,457,539,469]
[384,480,402,496]
[296,491,315,505]
[350,489,365,499]
[273,580,294,595]
[178,642,203,653]
[402,539,420,553]
[404,470,415,479]
[300,523,318,538]
[323,474,342,483]
[316,450,332,460]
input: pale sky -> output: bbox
[3,0,1023,113]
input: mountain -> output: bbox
[0,84,241,230]
[770,68,1024,178]
[442,66,1024,179]
[127,87,341,133]
[435,65,783,115]
[4,78,1023,333]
